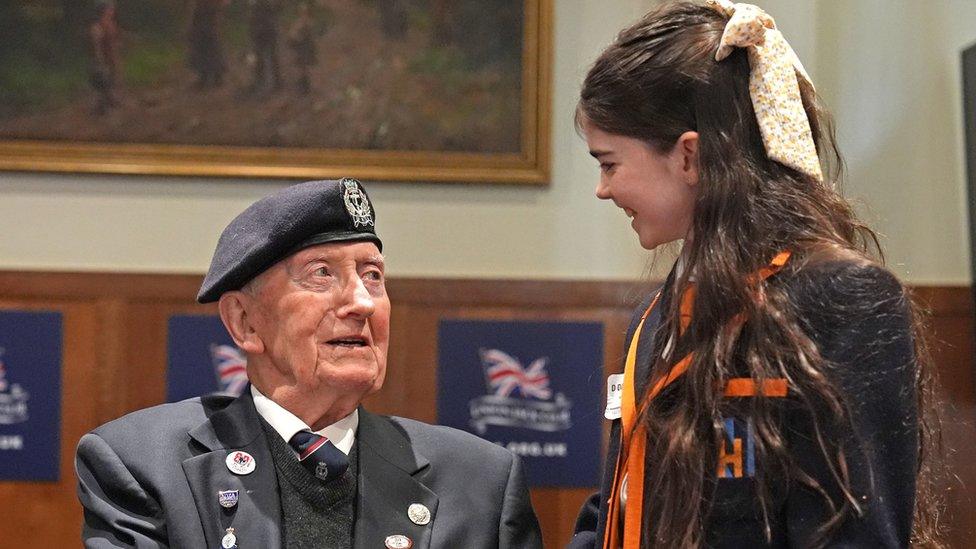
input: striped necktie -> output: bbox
[288,430,349,483]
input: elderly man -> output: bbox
[76,179,542,548]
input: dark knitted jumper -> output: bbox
[260,420,358,549]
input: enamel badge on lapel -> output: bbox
[225,451,256,475]
[218,490,239,509]
[407,503,431,525]
[384,534,412,549]
[221,527,238,549]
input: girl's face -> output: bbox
[583,121,699,250]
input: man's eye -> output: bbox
[600,162,615,172]
[313,267,330,277]
[364,270,383,281]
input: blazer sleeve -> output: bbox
[568,290,660,549]
[76,432,170,548]
[783,262,918,547]
[567,491,601,548]
[499,452,544,549]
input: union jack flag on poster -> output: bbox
[438,319,603,487]
[479,349,552,400]
[0,310,62,481]
[210,344,248,397]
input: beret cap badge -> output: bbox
[342,178,374,228]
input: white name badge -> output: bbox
[605,373,625,420]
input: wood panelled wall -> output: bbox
[0,271,973,548]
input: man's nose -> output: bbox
[338,278,375,319]
[595,178,611,200]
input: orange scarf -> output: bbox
[603,251,791,549]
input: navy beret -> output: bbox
[197,178,382,303]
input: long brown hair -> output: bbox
[577,2,941,547]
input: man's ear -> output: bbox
[218,291,265,355]
[674,130,700,186]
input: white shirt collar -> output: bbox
[250,385,358,456]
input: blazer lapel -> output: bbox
[354,410,438,549]
[635,263,679,389]
[183,391,282,549]
[597,264,680,546]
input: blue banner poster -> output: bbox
[0,310,63,481]
[167,314,248,403]
[437,320,604,487]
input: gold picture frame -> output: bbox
[0,0,551,185]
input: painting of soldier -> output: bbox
[89,0,122,114]
[288,2,317,94]
[188,0,230,90]
[0,0,529,154]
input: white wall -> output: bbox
[0,1,971,284]
[815,1,976,285]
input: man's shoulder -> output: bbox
[379,414,512,463]
[87,394,235,450]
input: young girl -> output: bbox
[569,2,939,547]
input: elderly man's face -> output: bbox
[242,241,390,405]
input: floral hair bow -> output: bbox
[706,0,823,182]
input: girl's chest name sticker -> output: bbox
[605,373,624,420]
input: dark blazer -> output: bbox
[567,290,662,549]
[568,260,919,548]
[76,390,542,548]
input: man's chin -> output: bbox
[317,364,383,393]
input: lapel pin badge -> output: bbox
[225,451,256,475]
[221,527,238,549]
[218,489,239,509]
[384,534,413,549]
[407,503,431,526]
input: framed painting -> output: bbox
[0,0,551,184]
[962,41,976,354]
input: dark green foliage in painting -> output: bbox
[0,0,187,115]
[0,0,527,154]
[0,1,89,116]
[405,0,523,71]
